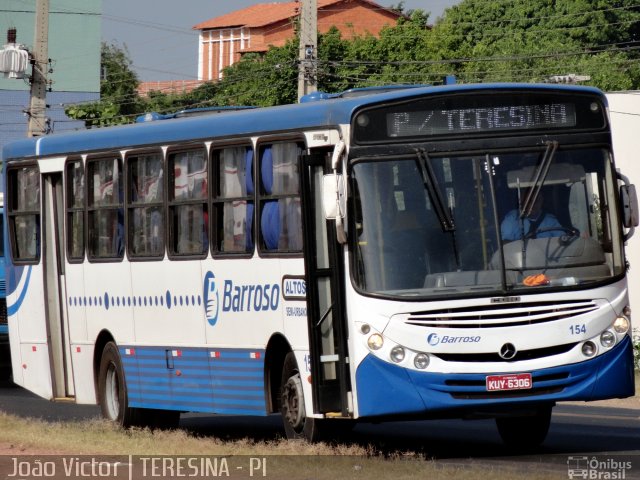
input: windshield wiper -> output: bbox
[414,149,455,231]
[415,149,461,269]
[520,141,559,219]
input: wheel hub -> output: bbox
[283,374,305,430]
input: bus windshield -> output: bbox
[351,146,625,297]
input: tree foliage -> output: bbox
[66,0,640,126]
[65,42,141,127]
[432,0,640,86]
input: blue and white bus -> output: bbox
[2,83,637,448]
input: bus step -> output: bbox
[53,397,76,403]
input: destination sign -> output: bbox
[387,102,577,137]
[352,91,606,144]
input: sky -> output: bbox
[101,0,460,82]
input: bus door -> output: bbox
[300,148,351,417]
[40,165,74,398]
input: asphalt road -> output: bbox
[0,379,638,477]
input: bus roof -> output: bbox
[2,83,605,161]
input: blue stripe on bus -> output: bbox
[66,292,202,311]
[119,345,267,415]
[129,384,264,398]
[128,400,264,415]
[211,380,264,387]
[127,391,265,406]
[129,372,212,381]
[6,265,32,316]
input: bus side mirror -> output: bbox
[322,173,347,244]
[620,184,639,228]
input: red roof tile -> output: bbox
[137,80,205,97]
[193,0,400,30]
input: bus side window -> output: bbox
[168,149,208,258]
[7,166,40,263]
[127,152,164,259]
[259,143,302,253]
[66,160,85,261]
[212,146,254,254]
[87,157,124,261]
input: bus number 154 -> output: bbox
[569,324,586,335]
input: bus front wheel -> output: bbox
[280,352,330,442]
[98,341,139,427]
[495,406,552,450]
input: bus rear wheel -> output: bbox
[98,342,180,429]
[495,406,552,450]
[98,342,139,427]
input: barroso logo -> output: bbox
[203,271,220,326]
[427,333,439,346]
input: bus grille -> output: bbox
[445,372,569,400]
[449,386,564,400]
[406,300,599,329]
[432,342,577,362]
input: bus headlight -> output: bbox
[390,346,405,363]
[367,333,384,350]
[600,330,616,348]
[582,341,597,357]
[414,353,430,370]
[613,316,630,334]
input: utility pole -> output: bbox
[27,0,50,137]
[297,0,317,102]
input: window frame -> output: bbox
[6,163,41,265]
[125,149,166,261]
[167,146,209,260]
[210,142,255,258]
[65,158,86,263]
[257,139,305,258]
[86,154,125,263]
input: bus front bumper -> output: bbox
[355,335,635,418]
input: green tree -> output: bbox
[211,44,299,107]
[66,42,141,127]
[431,0,640,87]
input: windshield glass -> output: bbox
[351,147,624,297]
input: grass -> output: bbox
[0,413,566,480]
[0,374,636,479]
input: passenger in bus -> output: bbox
[500,188,564,241]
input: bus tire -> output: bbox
[279,352,354,442]
[98,341,139,428]
[495,405,552,450]
[280,352,322,441]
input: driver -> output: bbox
[501,188,564,241]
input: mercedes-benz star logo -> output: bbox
[499,343,517,360]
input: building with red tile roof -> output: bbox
[137,80,206,97]
[193,0,403,82]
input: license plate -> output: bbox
[486,373,532,391]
